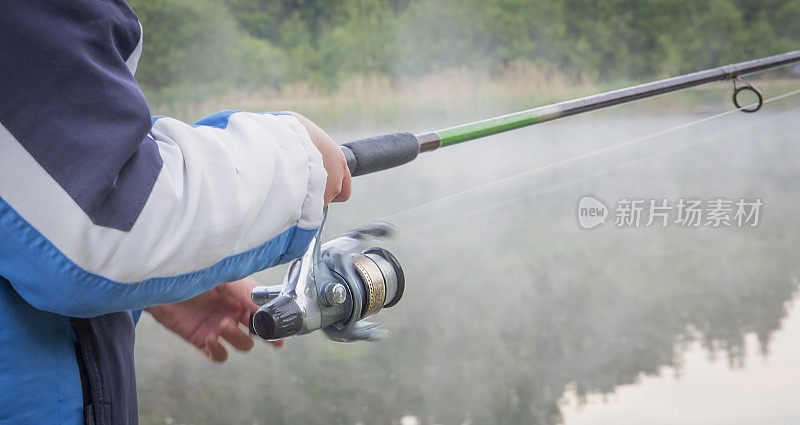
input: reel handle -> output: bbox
[251,296,303,340]
[340,132,420,177]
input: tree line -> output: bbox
[128,0,800,100]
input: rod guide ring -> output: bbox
[732,77,764,113]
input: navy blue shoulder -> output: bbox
[0,0,161,231]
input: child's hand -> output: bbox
[289,112,352,205]
[145,278,282,363]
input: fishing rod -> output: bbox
[340,49,800,176]
[250,49,800,343]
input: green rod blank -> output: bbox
[431,49,800,148]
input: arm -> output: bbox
[0,1,344,317]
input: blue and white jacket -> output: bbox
[0,1,327,424]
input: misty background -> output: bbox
[127,1,800,424]
[128,0,800,97]
[128,0,800,122]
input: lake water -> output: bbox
[563,300,800,425]
[136,88,800,425]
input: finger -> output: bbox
[324,173,342,206]
[269,339,285,348]
[205,336,229,363]
[323,180,334,205]
[216,279,259,326]
[219,318,255,351]
[232,280,261,318]
[333,166,352,203]
[240,309,254,328]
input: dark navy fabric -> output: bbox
[0,278,84,425]
[71,313,138,425]
[0,0,162,231]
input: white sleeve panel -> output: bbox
[0,112,326,283]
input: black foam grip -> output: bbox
[341,132,420,177]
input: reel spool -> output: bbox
[353,248,404,318]
[250,211,404,342]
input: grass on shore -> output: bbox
[146,62,800,133]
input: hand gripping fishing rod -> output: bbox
[250,49,800,343]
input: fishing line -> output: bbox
[377,87,800,226]
[248,51,800,344]
[398,103,800,235]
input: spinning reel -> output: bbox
[250,210,404,342]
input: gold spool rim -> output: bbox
[352,254,386,317]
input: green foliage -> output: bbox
[320,0,398,78]
[128,0,287,101]
[128,0,800,99]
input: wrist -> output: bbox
[144,304,172,321]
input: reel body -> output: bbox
[250,212,404,342]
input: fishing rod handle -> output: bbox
[340,132,420,177]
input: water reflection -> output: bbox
[563,302,800,425]
[136,103,800,425]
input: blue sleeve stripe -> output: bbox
[192,110,242,129]
[132,309,143,324]
[191,111,293,130]
[0,196,316,318]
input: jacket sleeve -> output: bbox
[0,1,327,317]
